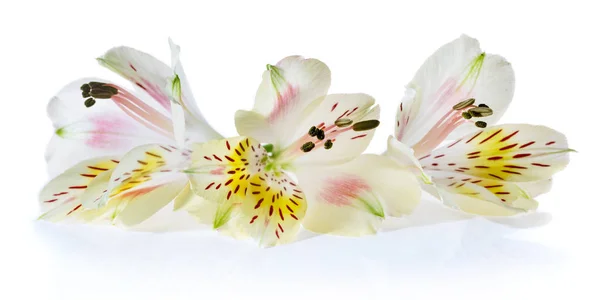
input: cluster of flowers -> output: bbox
[39,35,572,247]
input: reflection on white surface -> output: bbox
[34,196,563,299]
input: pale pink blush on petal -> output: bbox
[320,175,371,206]
[268,85,299,123]
[85,116,131,148]
[210,166,226,175]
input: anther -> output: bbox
[324,139,333,149]
[478,103,489,108]
[308,126,317,137]
[84,98,96,108]
[461,112,472,119]
[468,107,493,117]
[316,129,325,140]
[334,118,353,127]
[475,121,487,128]
[452,98,475,110]
[352,120,380,131]
[301,141,315,152]
[81,81,118,99]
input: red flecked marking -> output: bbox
[448,163,456,166]
[129,63,137,71]
[432,163,438,166]
[278,223,284,233]
[466,131,483,144]
[44,199,58,203]
[290,214,298,220]
[520,141,535,149]
[487,156,503,161]
[286,205,294,213]
[505,165,527,169]
[484,184,503,188]
[224,156,235,162]
[489,174,504,180]
[348,107,358,116]
[447,139,462,148]
[68,185,87,189]
[331,102,339,112]
[224,179,233,186]
[250,215,258,224]
[468,155,480,159]
[513,153,531,159]
[135,82,146,90]
[499,143,518,151]
[479,129,503,145]
[80,174,97,178]
[279,208,284,220]
[532,163,551,167]
[502,170,522,175]
[269,206,274,216]
[204,156,212,161]
[88,166,109,171]
[434,154,445,159]
[254,198,264,209]
[500,131,519,142]
[53,192,68,196]
[213,155,222,161]
[275,230,280,239]
[471,180,482,184]
[215,184,221,190]
[501,199,507,202]
[226,141,231,150]
[351,134,368,140]
[111,159,120,164]
[160,145,173,152]
[475,166,489,169]
[419,154,431,160]
[227,190,232,200]
[546,141,556,146]
[290,199,299,206]
[205,182,215,190]
[495,192,510,195]
[467,151,481,156]
[66,204,82,216]
[137,160,148,165]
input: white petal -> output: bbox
[46,78,174,177]
[295,154,421,236]
[396,35,515,153]
[248,56,331,146]
[385,136,432,184]
[418,124,573,182]
[436,188,535,217]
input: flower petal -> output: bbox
[396,35,515,152]
[247,56,331,146]
[435,188,533,217]
[46,78,175,177]
[185,137,307,247]
[418,124,572,182]
[430,171,538,212]
[80,144,190,226]
[295,154,421,236]
[385,136,432,184]
[38,157,119,221]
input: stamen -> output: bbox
[452,98,475,110]
[308,126,317,137]
[334,118,353,127]
[301,142,315,152]
[461,112,472,119]
[352,120,380,131]
[324,139,333,149]
[475,121,487,128]
[84,98,96,108]
[478,103,489,108]
[468,107,493,117]
[316,129,325,140]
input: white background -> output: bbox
[1,0,598,299]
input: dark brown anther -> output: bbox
[452,98,475,110]
[475,121,487,128]
[468,107,493,117]
[316,129,325,140]
[462,112,472,119]
[84,98,96,108]
[352,120,380,131]
[308,126,317,136]
[301,141,315,152]
[334,118,353,127]
[324,139,333,149]
[478,103,489,108]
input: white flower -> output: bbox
[177,56,421,247]
[386,35,573,216]
[39,40,221,226]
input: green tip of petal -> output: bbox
[263,143,274,153]
[266,64,274,71]
[55,127,66,137]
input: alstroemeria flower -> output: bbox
[176,56,421,247]
[387,35,573,216]
[39,41,222,226]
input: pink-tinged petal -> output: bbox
[418,124,573,183]
[46,78,175,177]
[296,154,421,236]
[396,35,514,156]
[245,56,331,146]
